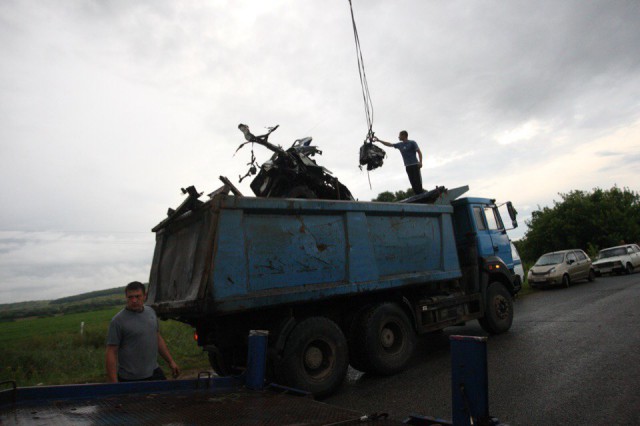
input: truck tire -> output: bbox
[478,283,513,335]
[207,346,245,376]
[350,303,416,375]
[277,317,348,398]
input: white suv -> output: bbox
[592,244,640,275]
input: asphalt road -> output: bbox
[325,273,640,425]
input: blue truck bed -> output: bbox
[148,195,462,316]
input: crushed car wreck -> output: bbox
[235,124,353,200]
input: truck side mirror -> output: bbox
[506,201,518,229]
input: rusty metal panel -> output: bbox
[148,205,216,307]
[244,213,346,291]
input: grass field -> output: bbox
[0,307,211,387]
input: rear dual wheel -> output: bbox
[276,317,348,398]
[348,303,416,375]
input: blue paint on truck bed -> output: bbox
[149,195,462,315]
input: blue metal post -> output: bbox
[450,335,489,426]
[245,330,269,390]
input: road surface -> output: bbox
[326,273,640,425]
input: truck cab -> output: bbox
[451,197,520,295]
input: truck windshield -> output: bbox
[535,253,565,266]
[598,248,627,259]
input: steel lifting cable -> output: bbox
[349,0,374,141]
[349,0,386,188]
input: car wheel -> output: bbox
[562,274,570,288]
[588,269,596,282]
[625,263,634,275]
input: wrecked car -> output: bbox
[236,124,353,200]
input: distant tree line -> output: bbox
[372,188,417,202]
[515,186,640,263]
[0,286,130,322]
[50,286,126,305]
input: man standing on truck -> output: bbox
[105,281,180,382]
[374,131,424,194]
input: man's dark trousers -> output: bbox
[406,164,423,194]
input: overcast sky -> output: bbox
[1,0,639,304]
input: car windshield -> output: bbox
[598,247,627,259]
[535,253,565,266]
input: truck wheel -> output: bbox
[207,346,245,376]
[278,317,348,398]
[351,303,416,375]
[478,283,513,334]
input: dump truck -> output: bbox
[147,184,519,397]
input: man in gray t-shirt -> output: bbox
[374,130,424,194]
[106,281,180,382]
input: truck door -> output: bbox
[471,205,494,259]
[481,205,513,264]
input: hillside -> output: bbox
[0,286,127,322]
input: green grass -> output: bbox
[0,307,210,387]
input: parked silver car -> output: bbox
[528,249,595,288]
[592,244,640,275]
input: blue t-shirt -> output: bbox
[393,140,420,166]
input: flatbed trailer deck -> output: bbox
[0,378,404,426]
[1,331,506,426]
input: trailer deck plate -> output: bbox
[1,386,402,425]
